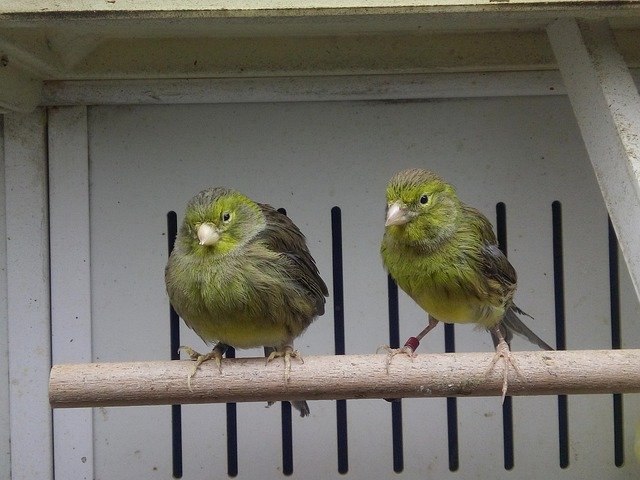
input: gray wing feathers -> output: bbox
[258,204,328,316]
[500,306,554,351]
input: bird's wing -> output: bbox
[459,205,517,303]
[257,204,328,314]
[479,243,518,300]
[464,207,553,350]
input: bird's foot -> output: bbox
[179,345,223,391]
[266,345,303,381]
[377,344,416,374]
[484,340,523,403]
[378,336,421,373]
[378,343,414,402]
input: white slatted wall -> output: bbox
[2,85,640,479]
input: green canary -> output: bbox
[166,187,328,416]
[380,168,552,400]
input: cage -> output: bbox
[1,2,640,480]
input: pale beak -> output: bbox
[385,202,411,227]
[197,223,220,246]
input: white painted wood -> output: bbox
[547,18,640,300]
[0,117,11,480]
[0,61,41,113]
[48,106,94,480]
[4,109,52,480]
[35,30,561,78]
[0,0,639,115]
[41,71,567,106]
[2,0,638,15]
[37,69,640,107]
[0,34,62,77]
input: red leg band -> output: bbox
[404,337,420,352]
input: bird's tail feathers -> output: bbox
[500,306,554,351]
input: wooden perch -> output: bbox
[49,349,640,408]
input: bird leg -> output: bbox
[485,325,523,403]
[378,316,439,372]
[264,347,311,416]
[179,343,228,391]
[265,344,303,381]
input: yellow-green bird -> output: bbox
[380,169,552,400]
[166,187,328,416]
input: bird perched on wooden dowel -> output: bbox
[166,187,328,416]
[379,168,552,402]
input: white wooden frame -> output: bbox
[548,18,640,298]
[4,110,52,480]
[0,116,10,480]
[1,15,640,480]
[48,106,93,480]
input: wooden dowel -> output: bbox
[49,349,640,408]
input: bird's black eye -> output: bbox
[419,194,429,205]
[222,212,231,222]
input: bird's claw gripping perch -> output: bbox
[377,336,421,373]
[179,345,223,391]
[484,340,524,403]
[266,345,303,381]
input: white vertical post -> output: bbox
[547,18,640,299]
[48,106,93,479]
[4,109,52,480]
[0,117,11,480]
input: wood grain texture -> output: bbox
[548,19,640,299]
[50,349,640,408]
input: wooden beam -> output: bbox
[3,0,640,17]
[0,61,41,112]
[41,71,567,106]
[48,106,93,480]
[547,18,640,299]
[0,116,10,480]
[4,110,52,479]
[50,350,640,408]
